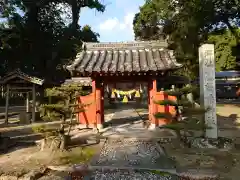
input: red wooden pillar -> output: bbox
[148,81,152,123]
[92,79,104,129]
[148,78,158,129]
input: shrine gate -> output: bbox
[66,41,182,129]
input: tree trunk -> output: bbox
[71,1,80,32]
[59,133,67,150]
[67,110,74,135]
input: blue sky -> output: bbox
[0,0,145,42]
[80,0,145,42]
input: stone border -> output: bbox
[82,166,218,180]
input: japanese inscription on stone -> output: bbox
[199,44,217,138]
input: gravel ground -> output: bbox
[85,169,177,180]
[91,139,175,169]
[87,138,177,179]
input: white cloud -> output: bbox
[119,13,134,30]
[99,17,119,31]
[99,12,135,32]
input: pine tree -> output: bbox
[154,85,210,143]
[34,84,89,150]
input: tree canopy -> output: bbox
[133,0,240,78]
[208,29,240,71]
[0,0,105,80]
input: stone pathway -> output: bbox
[90,139,175,169]
[78,107,217,179]
[101,107,176,139]
[78,106,178,179]
[105,107,144,126]
[101,108,144,136]
[83,138,178,179]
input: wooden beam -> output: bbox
[148,78,158,129]
[9,86,33,90]
[7,79,31,83]
[92,79,97,129]
[32,84,36,122]
[26,92,30,112]
[5,84,10,124]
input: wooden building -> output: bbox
[66,41,182,129]
[0,69,44,123]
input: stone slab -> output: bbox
[90,139,176,170]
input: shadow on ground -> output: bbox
[104,102,148,127]
[0,139,36,155]
[104,102,147,111]
[104,116,144,127]
[217,110,240,146]
[0,122,53,155]
[0,120,63,139]
[0,124,102,155]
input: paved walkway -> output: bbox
[83,106,179,179]
[81,106,217,179]
[85,138,178,179]
[101,107,176,139]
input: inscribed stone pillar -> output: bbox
[199,44,217,139]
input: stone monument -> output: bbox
[199,44,217,139]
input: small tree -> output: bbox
[154,85,210,144]
[35,84,89,150]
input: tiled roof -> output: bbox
[0,69,44,85]
[67,41,182,74]
[63,77,92,86]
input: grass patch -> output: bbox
[150,170,173,176]
[217,104,225,107]
[58,147,96,165]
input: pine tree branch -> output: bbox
[161,122,186,130]
[154,99,194,107]
[154,85,208,138]
[154,99,177,106]
[155,112,174,120]
[164,85,197,96]
[182,107,209,116]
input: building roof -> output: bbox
[0,69,44,85]
[158,75,190,84]
[63,77,92,86]
[216,71,240,78]
[66,41,182,74]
